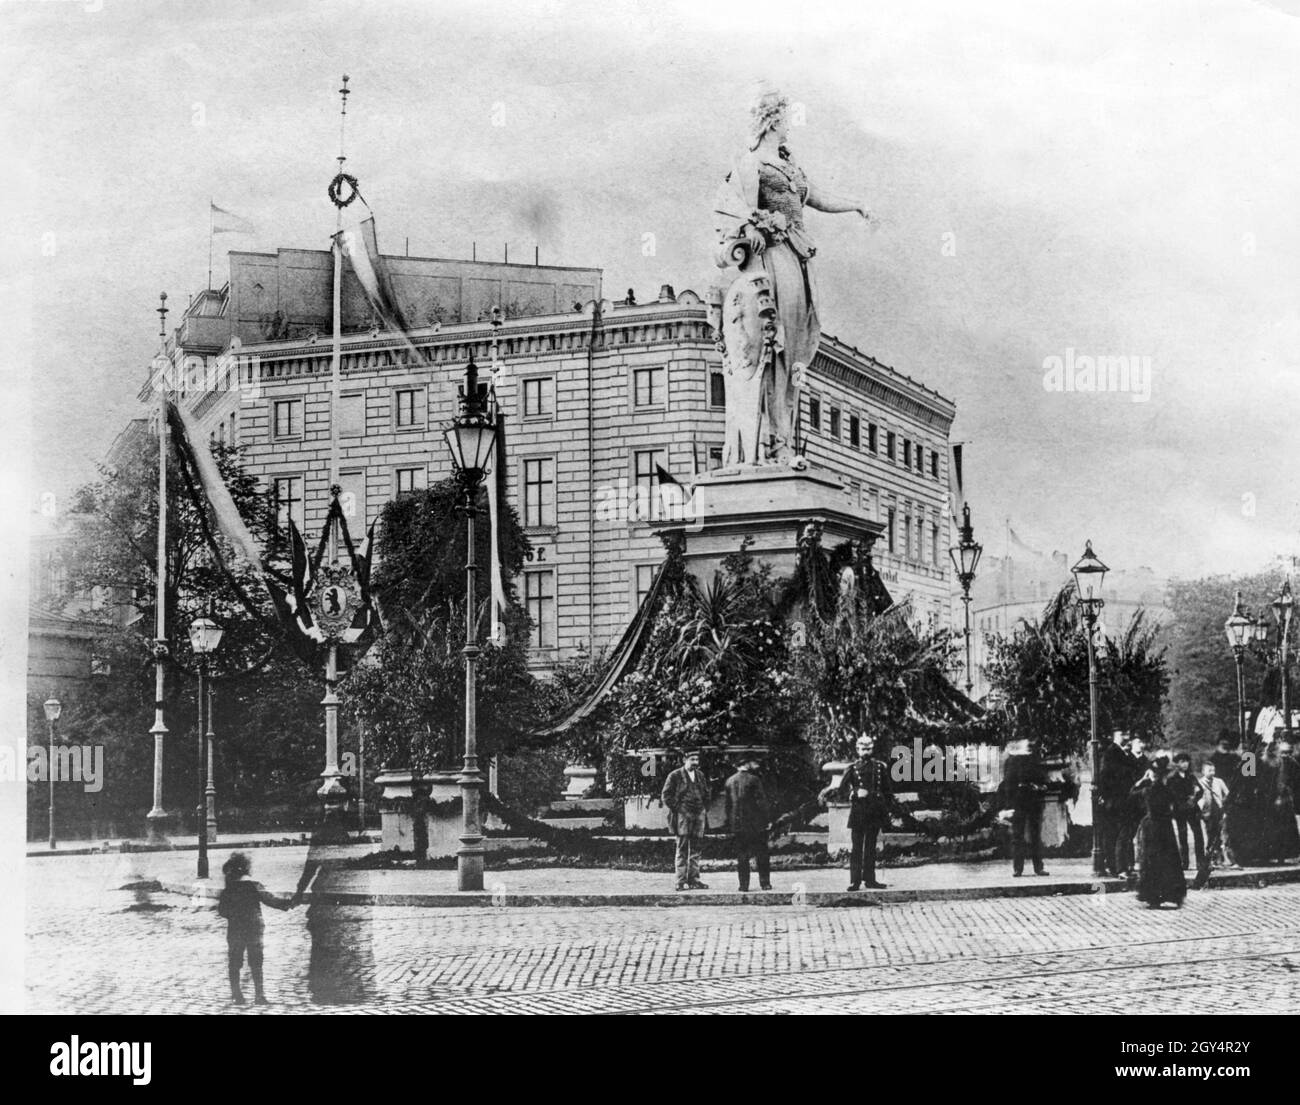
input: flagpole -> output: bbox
[317,75,351,824]
[207,199,214,292]
[146,293,171,843]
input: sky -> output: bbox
[5,0,1300,582]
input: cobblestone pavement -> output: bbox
[25,854,1300,1015]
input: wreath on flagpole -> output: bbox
[329,172,360,208]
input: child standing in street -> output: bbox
[217,852,294,1005]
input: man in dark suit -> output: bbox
[1210,735,1242,787]
[820,734,893,890]
[661,750,711,891]
[1097,730,1133,877]
[999,738,1050,876]
[1166,752,1205,873]
[1113,736,1151,878]
[724,756,772,892]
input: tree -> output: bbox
[341,479,538,775]
[52,435,325,832]
[1165,564,1292,753]
[983,583,1169,760]
[794,594,972,766]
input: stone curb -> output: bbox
[26,833,383,858]
[154,864,1300,908]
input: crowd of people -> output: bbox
[1094,729,1300,907]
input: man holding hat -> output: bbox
[662,749,711,891]
[724,755,773,892]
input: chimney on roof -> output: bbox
[658,284,676,303]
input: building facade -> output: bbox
[148,247,959,668]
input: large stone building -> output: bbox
[146,244,959,668]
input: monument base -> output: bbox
[661,464,883,582]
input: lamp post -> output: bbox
[948,503,983,695]
[1071,540,1109,878]
[205,678,218,844]
[44,696,61,850]
[1224,590,1254,750]
[1273,580,1294,741]
[443,354,497,892]
[189,613,224,878]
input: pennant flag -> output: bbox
[949,443,965,529]
[337,217,416,336]
[168,400,263,570]
[211,203,255,236]
[1007,525,1045,559]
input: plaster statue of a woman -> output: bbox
[712,90,871,468]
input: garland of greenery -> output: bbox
[890,799,1000,839]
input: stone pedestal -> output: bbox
[562,765,598,799]
[660,465,883,582]
[375,769,501,858]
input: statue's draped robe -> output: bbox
[714,148,821,465]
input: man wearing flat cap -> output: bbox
[662,749,711,891]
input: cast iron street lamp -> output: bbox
[1224,590,1255,749]
[44,696,61,850]
[1071,540,1108,878]
[1272,580,1294,740]
[189,613,224,879]
[948,503,983,695]
[443,354,497,892]
[205,677,218,844]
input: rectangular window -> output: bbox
[931,522,940,566]
[707,445,724,471]
[338,470,366,531]
[829,407,841,439]
[708,372,726,409]
[886,431,896,461]
[339,392,366,438]
[522,376,554,419]
[870,488,880,522]
[633,563,658,610]
[633,448,668,521]
[632,366,665,409]
[916,446,925,474]
[229,412,238,445]
[902,439,911,468]
[930,450,939,478]
[808,396,821,431]
[918,516,926,562]
[273,475,305,533]
[868,423,878,453]
[394,466,425,496]
[524,570,556,649]
[394,387,425,429]
[887,507,896,554]
[849,415,860,448]
[904,507,913,559]
[272,398,302,440]
[523,457,556,528]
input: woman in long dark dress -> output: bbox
[1133,757,1187,909]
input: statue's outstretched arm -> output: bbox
[806,181,870,220]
